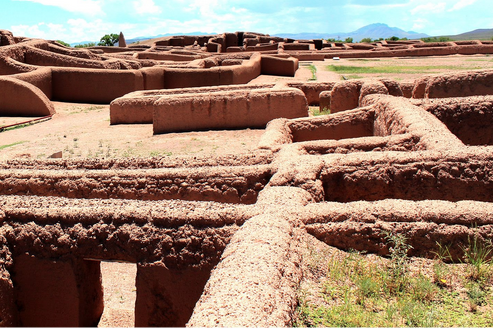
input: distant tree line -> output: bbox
[58,33,120,48]
[326,36,409,44]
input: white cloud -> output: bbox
[448,0,476,11]
[412,18,428,30]
[132,0,162,15]
[13,0,104,16]
[10,22,67,40]
[410,2,446,15]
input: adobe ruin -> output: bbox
[1,29,493,326]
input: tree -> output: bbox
[98,33,119,46]
[56,40,71,47]
[360,37,372,43]
[344,37,353,43]
[387,36,400,41]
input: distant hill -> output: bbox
[274,23,429,42]
[444,28,493,41]
[69,24,493,47]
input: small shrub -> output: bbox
[461,234,493,282]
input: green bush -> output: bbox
[74,42,96,48]
[56,40,71,47]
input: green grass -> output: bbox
[295,233,493,327]
[307,64,317,81]
[0,140,27,150]
[325,64,475,75]
[310,107,330,116]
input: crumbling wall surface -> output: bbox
[23,47,126,69]
[0,165,273,204]
[329,80,363,113]
[0,225,16,327]
[320,150,493,203]
[0,193,257,326]
[0,151,274,170]
[0,30,16,46]
[288,106,375,143]
[418,69,493,99]
[362,94,464,150]
[0,76,54,116]
[161,53,261,89]
[188,208,303,326]
[301,199,493,259]
[286,81,335,105]
[0,195,254,266]
[412,96,493,145]
[153,87,308,133]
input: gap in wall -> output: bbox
[98,261,137,328]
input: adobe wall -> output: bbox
[414,69,493,99]
[110,81,334,126]
[110,83,273,125]
[51,67,145,103]
[153,87,308,133]
[261,55,299,76]
[0,165,272,204]
[412,96,493,145]
[3,30,493,327]
[0,76,54,116]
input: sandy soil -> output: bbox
[2,54,493,327]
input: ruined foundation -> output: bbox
[1,29,493,327]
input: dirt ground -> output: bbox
[2,54,493,327]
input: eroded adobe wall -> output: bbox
[153,87,308,133]
[413,96,493,145]
[320,150,493,203]
[414,69,493,99]
[301,199,493,259]
[0,193,257,326]
[0,165,273,204]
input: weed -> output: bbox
[0,140,27,150]
[311,107,331,116]
[433,242,453,286]
[307,64,317,81]
[461,234,493,282]
[383,231,413,293]
[326,64,482,75]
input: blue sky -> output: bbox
[2,0,491,43]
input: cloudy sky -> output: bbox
[3,0,491,43]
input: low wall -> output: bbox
[413,96,493,146]
[261,55,298,77]
[0,76,54,116]
[111,83,271,125]
[51,67,145,103]
[414,69,493,99]
[153,87,308,133]
[11,67,53,99]
[162,53,261,89]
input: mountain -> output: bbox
[444,28,493,40]
[274,23,428,42]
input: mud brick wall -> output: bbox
[0,165,273,204]
[153,87,308,133]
